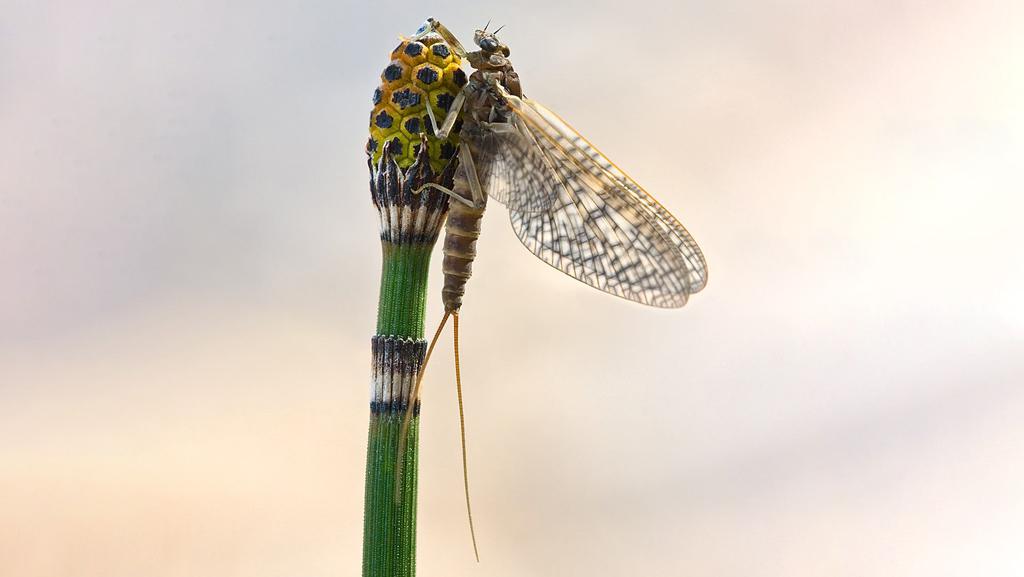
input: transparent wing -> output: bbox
[500,93,708,308]
[462,119,557,214]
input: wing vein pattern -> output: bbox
[484,94,707,308]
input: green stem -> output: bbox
[377,243,434,339]
[363,140,452,576]
[363,409,421,577]
[364,242,434,577]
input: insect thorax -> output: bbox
[462,52,521,127]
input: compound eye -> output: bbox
[480,36,499,51]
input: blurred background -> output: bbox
[2,1,1023,575]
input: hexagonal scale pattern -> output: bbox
[369,36,465,173]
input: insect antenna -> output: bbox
[395,310,451,504]
[452,311,480,562]
[393,309,481,562]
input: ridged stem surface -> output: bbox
[363,143,453,577]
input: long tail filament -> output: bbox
[453,311,480,562]
[395,310,451,503]
[392,309,480,562]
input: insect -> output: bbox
[395,18,708,559]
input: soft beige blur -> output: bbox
[2,1,1023,576]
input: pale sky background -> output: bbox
[2,1,1023,576]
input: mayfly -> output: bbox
[396,18,708,559]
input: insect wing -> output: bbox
[502,94,708,307]
[462,119,558,214]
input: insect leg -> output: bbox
[478,119,515,134]
[457,142,487,207]
[413,182,476,207]
[452,311,480,562]
[425,89,466,140]
[413,143,485,208]
[395,310,452,504]
[422,18,468,58]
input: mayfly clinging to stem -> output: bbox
[393,18,708,560]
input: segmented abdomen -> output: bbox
[441,191,486,312]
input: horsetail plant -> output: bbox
[362,24,466,577]
[362,15,710,575]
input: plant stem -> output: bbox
[363,145,454,577]
[363,25,463,575]
[363,342,423,577]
